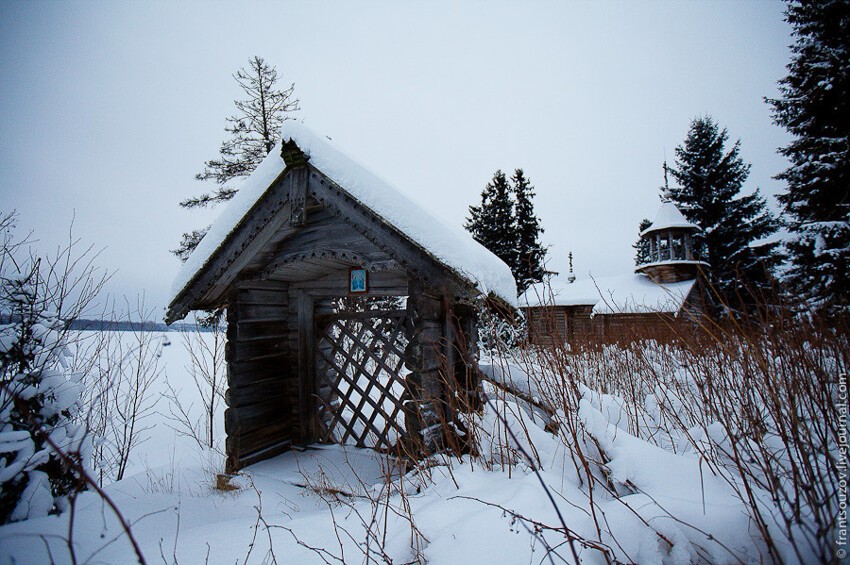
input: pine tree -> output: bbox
[666,116,780,312]
[511,169,547,292]
[465,170,516,270]
[172,228,209,263]
[767,0,850,312]
[174,56,300,260]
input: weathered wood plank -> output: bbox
[289,269,409,297]
[236,288,290,305]
[225,379,287,407]
[289,166,308,226]
[235,279,291,291]
[230,438,292,472]
[227,423,292,459]
[267,264,336,282]
[227,357,292,388]
[225,399,286,436]
[273,222,366,251]
[235,303,289,319]
[236,316,290,325]
[230,339,287,361]
[234,316,289,341]
[297,291,314,444]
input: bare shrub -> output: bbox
[279,452,426,565]
[0,211,147,563]
[487,289,846,563]
[670,311,847,563]
[1,210,108,522]
[85,297,166,484]
[161,313,226,452]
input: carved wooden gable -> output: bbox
[168,165,482,323]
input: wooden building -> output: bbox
[635,202,708,284]
[166,123,515,472]
[521,203,709,344]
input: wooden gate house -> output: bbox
[166,122,516,472]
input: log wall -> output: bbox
[525,304,702,346]
[225,279,295,472]
[206,163,489,470]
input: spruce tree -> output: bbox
[767,0,850,312]
[666,116,780,312]
[511,169,547,292]
[633,218,653,266]
[466,169,548,295]
[174,56,300,260]
[465,170,516,271]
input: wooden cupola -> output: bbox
[635,202,709,283]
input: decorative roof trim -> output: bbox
[166,123,517,324]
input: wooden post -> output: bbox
[655,233,661,263]
[454,304,481,412]
[403,279,446,453]
[224,304,240,473]
[442,295,456,387]
[667,233,672,260]
[297,291,315,445]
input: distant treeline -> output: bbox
[67,319,215,333]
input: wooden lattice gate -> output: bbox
[314,310,409,450]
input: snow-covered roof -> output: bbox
[640,202,699,236]
[170,122,517,309]
[519,273,696,315]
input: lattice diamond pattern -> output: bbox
[315,313,408,449]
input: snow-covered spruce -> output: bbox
[0,267,89,523]
[663,116,780,315]
[768,0,850,312]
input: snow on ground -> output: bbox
[0,331,811,564]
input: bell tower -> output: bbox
[636,203,709,283]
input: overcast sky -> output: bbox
[1,1,793,319]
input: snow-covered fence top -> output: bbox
[170,121,516,311]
